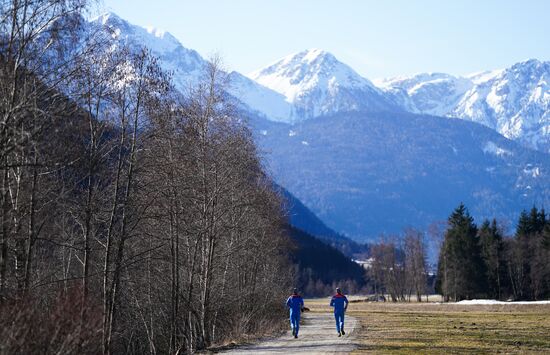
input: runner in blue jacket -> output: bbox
[329,287,349,336]
[286,288,304,338]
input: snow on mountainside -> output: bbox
[374,73,473,117]
[249,49,399,122]
[376,60,550,152]
[90,12,293,121]
[226,71,295,123]
[92,12,205,89]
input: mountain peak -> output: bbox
[251,48,348,81]
[291,48,336,64]
[516,58,542,66]
[248,49,388,109]
[91,11,182,55]
[92,11,124,26]
[247,49,398,121]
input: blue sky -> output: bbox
[100,0,550,78]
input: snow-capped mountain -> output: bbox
[376,60,550,152]
[374,73,473,117]
[90,12,294,121]
[248,49,400,122]
[92,12,205,89]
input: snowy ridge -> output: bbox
[248,49,399,122]
[375,73,473,116]
[91,12,205,89]
[377,60,550,152]
[90,12,291,120]
[93,13,182,56]
[249,49,377,101]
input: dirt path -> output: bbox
[221,312,358,354]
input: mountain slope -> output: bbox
[256,111,550,240]
[276,185,369,257]
[249,49,399,122]
[288,226,366,296]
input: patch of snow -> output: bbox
[301,140,309,146]
[260,130,268,136]
[450,145,458,155]
[226,71,294,123]
[483,141,512,157]
[288,130,297,137]
[523,166,541,178]
[456,299,550,305]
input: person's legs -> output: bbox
[290,311,299,337]
[334,312,341,334]
[340,312,346,335]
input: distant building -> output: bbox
[352,258,374,270]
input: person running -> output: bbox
[329,287,349,337]
[286,288,304,338]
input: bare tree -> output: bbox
[404,228,427,302]
[1,6,295,353]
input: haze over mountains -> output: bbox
[91,12,550,241]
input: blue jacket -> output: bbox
[286,294,304,313]
[330,293,348,313]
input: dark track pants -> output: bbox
[334,311,345,333]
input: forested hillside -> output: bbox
[288,227,367,296]
[278,186,370,257]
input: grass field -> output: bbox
[306,297,550,354]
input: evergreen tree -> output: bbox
[538,208,547,228]
[436,203,486,301]
[478,219,504,299]
[512,206,547,300]
[543,221,550,251]
[511,208,533,299]
[516,210,532,237]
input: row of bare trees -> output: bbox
[1,1,292,353]
[368,229,429,302]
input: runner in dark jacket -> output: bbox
[329,287,349,336]
[286,288,304,338]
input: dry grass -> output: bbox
[308,298,550,354]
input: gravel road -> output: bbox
[221,312,358,354]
